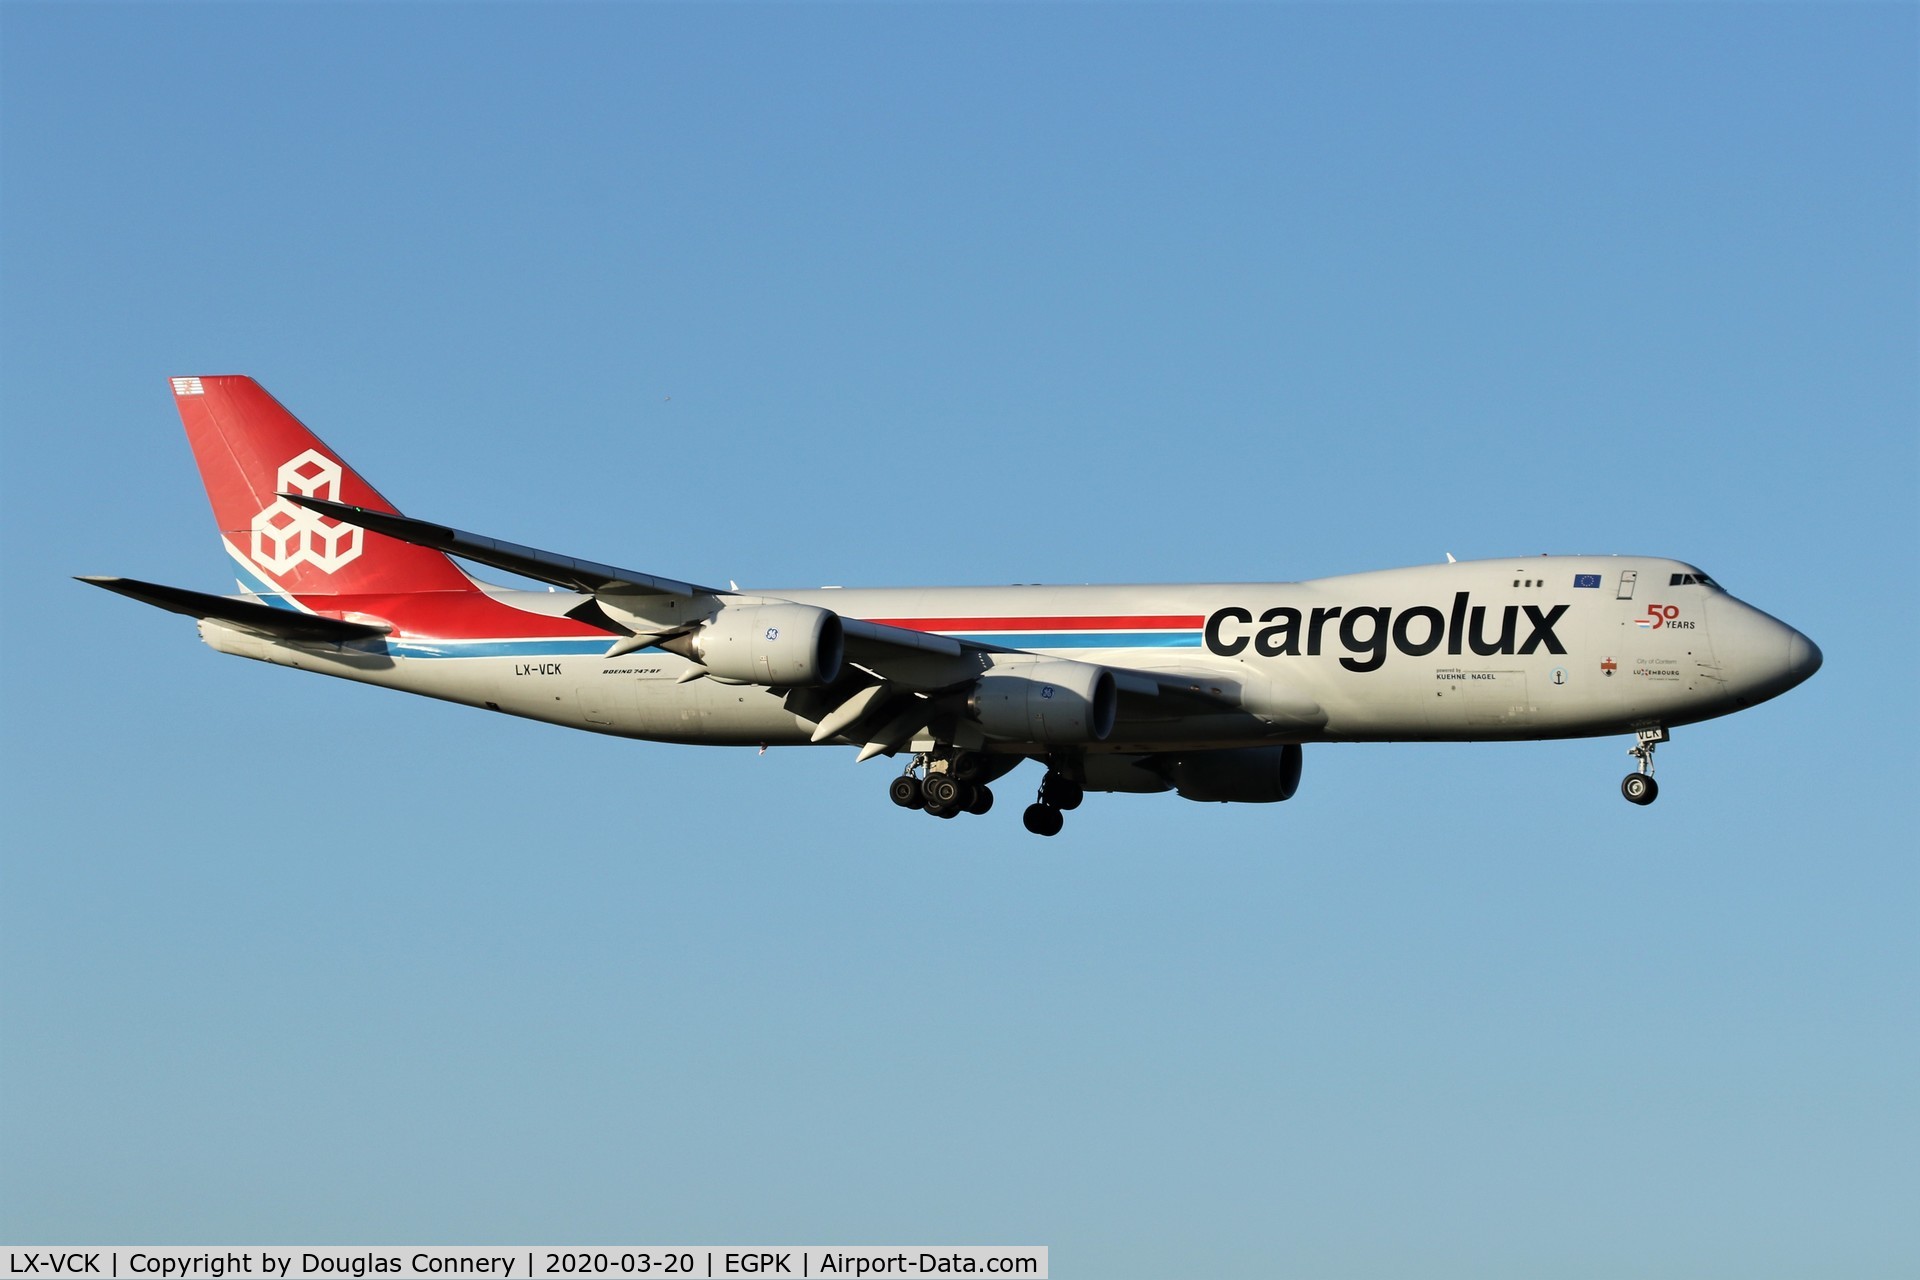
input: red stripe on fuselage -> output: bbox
[867,614,1204,632]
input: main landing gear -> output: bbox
[1621,727,1668,806]
[889,752,996,820]
[1021,770,1082,838]
[889,752,1082,834]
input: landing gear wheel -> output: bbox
[1622,727,1668,806]
[889,776,925,809]
[1022,803,1064,837]
[930,804,959,819]
[1040,776,1083,811]
[923,774,963,810]
[966,785,994,816]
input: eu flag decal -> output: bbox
[1573,574,1603,589]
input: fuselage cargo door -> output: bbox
[1431,668,1535,734]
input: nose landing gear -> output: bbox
[1621,727,1668,805]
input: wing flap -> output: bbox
[840,616,966,658]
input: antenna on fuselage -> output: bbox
[1445,552,1457,564]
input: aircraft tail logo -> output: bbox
[252,450,363,574]
[170,374,482,599]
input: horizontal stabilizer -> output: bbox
[287,495,714,598]
[77,576,390,643]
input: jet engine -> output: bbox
[967,659,1118,744]
[682,603,844,686]
[1166,744,1303,804]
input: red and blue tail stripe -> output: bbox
[225,540,612,659]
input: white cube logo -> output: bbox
[250,450,363,574]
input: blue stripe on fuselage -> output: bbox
[380,633,1201,658]
[218,547,1204,656]
[383,638,617,659]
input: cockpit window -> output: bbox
[1669,572,1720,588]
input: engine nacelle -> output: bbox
[1167,744,1303,804]
[689,603,843,686]
[967,659,1118,745]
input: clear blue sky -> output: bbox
[3,4,1914,1275]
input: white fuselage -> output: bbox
[200,555,1817,756]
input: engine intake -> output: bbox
[688,603,844,686]
[967,659,1118,744]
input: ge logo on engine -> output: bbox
[250,449,362,575]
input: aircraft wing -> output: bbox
[287,494,967,662]
[281,495,1315,732]
[289,495,715,598]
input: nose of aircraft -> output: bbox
[1789,628,1823,681]
[1708,594,1821,707]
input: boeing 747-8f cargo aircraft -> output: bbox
[83,376,1822,835]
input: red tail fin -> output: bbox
[171,375,478,598]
